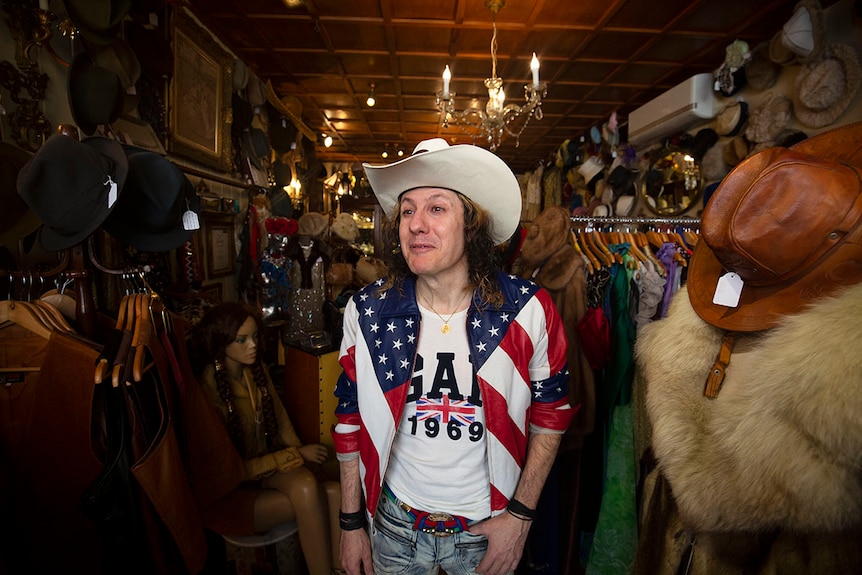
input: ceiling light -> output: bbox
[366,83,376,107]
[323,134,333,148]
[381,147,389,159]
[435,0,546,152]
[397,147,404,157]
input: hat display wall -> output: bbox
[363,138,521,245]
[63,0,131,45]
[17,134,129,251]
[0,143,41,246]
[101,148,200,251]
[331,212,359,243]
[68,52,125,136]
[793,43,862,129]
[687,121,862,332]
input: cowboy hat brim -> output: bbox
[362,138,521,245]
[687,121,862,331]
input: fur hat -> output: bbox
[520,206,571,266]
[331,212,359,243]
[363,138,521,245]
[0,143,40,246]
[17,134,129,251]
[297,212,329,238]
[701,142,730,182]
[744,94,793,144]
[793,43,862,129]
[744,42,781,92]
[688,121,862,331]
[355,256,387,285]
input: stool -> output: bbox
[223,521,303,574]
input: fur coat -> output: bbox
[637,284,862,533]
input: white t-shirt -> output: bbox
[384,304,491,520]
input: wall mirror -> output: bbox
[641,147,703,216]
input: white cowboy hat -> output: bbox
[362,138,521,245]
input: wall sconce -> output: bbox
[1,1,57,150]
[366,82,376,107]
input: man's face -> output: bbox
[398,187,468,282]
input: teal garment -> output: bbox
[585,403,637,575]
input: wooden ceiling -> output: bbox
[186,0,806,174]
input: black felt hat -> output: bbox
[16,134,129,251]
[0,142,40,246]
[68,52,124,136]
[63,0,131,45]
[101,147,200,252]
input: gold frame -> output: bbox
[169,10,232,171]
[204,214,236,278]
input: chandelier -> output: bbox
[435,0,547,151]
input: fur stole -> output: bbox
[636,284,862,533]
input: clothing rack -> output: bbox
[570,215,700,227]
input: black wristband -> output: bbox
[339,509,367,531]
[506,498,537,520]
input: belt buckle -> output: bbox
[423,512,456,538]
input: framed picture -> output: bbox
[204,214,236,278]
[169,10,232,171]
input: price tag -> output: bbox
[712,272,743,307]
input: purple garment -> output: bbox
[656,243,679,318]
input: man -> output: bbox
[332,138,576,575]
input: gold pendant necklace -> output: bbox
[421,293,461,334]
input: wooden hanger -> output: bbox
[0,300,53,340]
[570,230,595,275]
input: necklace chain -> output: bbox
[420,291,467,334]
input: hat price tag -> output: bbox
[182,198,200,231]
[713,272,744,307]
[105,176,118,209]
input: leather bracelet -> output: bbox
[506,497,536,521]
[339,509,366,531]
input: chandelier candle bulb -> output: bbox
[442,66,451,99]
[531,53,540,88]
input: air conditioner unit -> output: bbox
[627,73,716,146]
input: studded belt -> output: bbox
[382,484,469,538]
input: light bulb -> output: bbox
[323,135,333,147]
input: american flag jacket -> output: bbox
[332,271,575,518]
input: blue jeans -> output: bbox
[371,490,495,575]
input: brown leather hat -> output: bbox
[688,121,862,331]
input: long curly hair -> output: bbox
[193,302,281,456]
[379,191,504,308]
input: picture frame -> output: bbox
[169,10,232,171]
[204,214,236,278]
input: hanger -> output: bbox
[570,230,595,275]
[132,293,157,382]
[0,300,54,340]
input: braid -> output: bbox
[214,360,245,455]
[251,360,281,452]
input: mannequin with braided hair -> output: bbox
[193,302,341,575]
